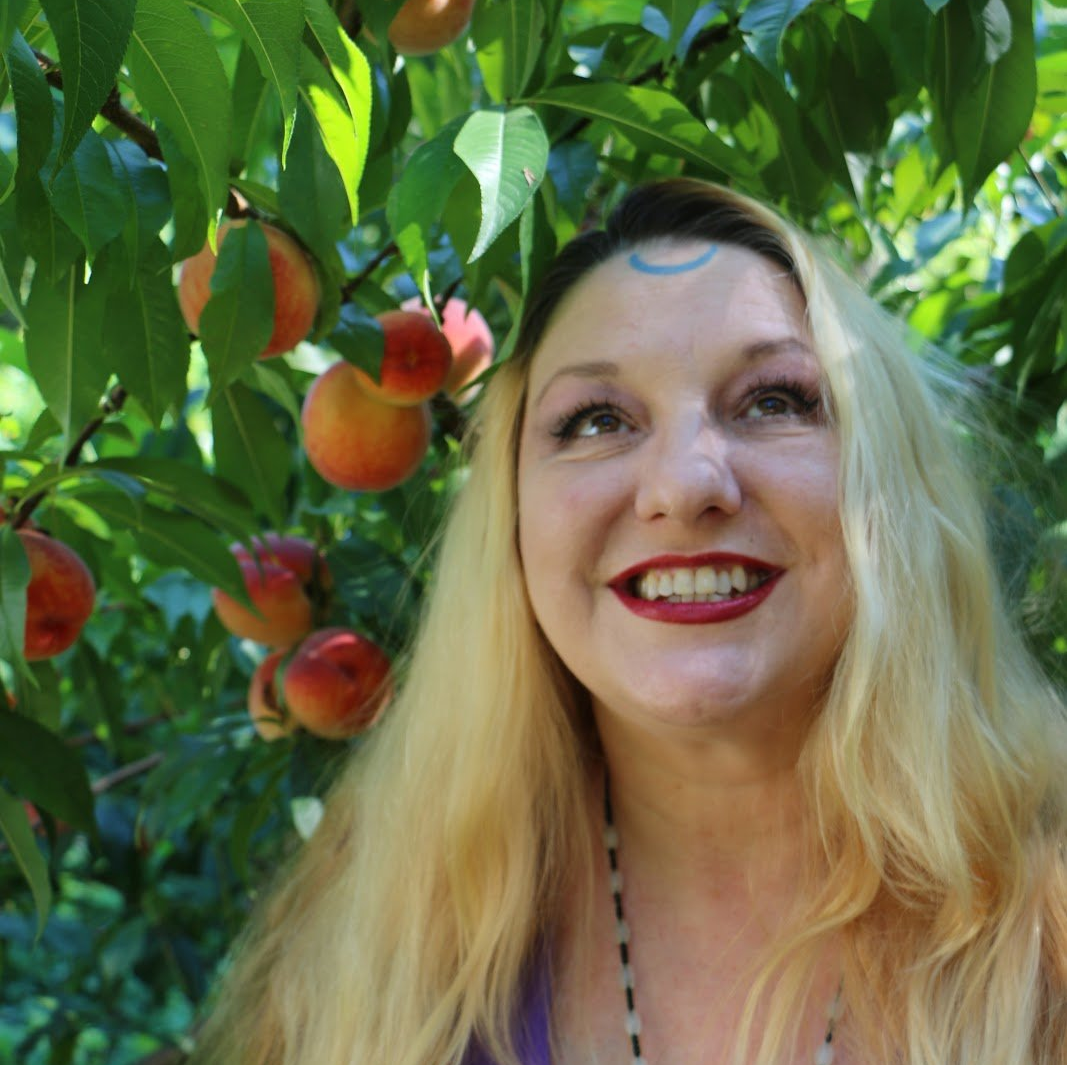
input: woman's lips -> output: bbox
[608,553,783,625]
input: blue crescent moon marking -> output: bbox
[627,245,718,275]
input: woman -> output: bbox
[191,180,1067,1065]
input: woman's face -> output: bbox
[516,241,852,741]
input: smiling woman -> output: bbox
[190,181,1067,1065]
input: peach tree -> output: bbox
[0,0,1063,1061]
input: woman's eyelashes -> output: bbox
[546,376,824,446]
[550,400,632,443]
[739,375,823,421]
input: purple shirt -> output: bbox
[462,954,552,1065]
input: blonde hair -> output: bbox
[191,181,1066,1065]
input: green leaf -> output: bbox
[327,303,384,378]
[296,44,365,226]
[126,0,232,220]
[24,262,109,443]
[929,0,1036,204]
[211,382,291,528]
[15,172,83,283]
[453,107,549,263]
[520,188,556,301]
[526,81,750,178]
[0,708,95,832]
[0,210,26,325]
[231,40,278,176]
[82,492,249,597]
[300,1,371,223]
[199,220,275,398]
[38,0,135,173]
[0,0,29,53]
[740,0,816,71]
[278,95,351,266]
[49,127,130,257]
[472,0,546,101]
[194,0,302,163]
[103,139,172,262]
[304,0,372,198]
[386,117,468,302]
[91,456,256,541]
[0,783,51,937]
[0,525,31,678]
[100,238,189,427]
[155,122,209,262]
[6,29,54,180]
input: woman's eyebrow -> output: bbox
[742,337,814,361]
[533,361,619,405]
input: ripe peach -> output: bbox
[247,651,297,741]
[18,529,95,661]
[301,361,432,492]
[402,296,494,399]
[388,0,476,56]
[212,534,331,648]
[178,219,320,358]
[282,627,392,739]
[352,310,452,407]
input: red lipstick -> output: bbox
[609,553,783,625]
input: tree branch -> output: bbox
[341,241,399,302]
[13,384,128,529]
[35,50,163,162]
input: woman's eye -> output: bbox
[575,410,623,436]
[552,403,630,441]
[741,387,819,421]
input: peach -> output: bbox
[353,310,452,407]
[388,0,476,56]
[282,627,392,739]
[247,651,297,741]
[212,534,331,648]
[18,529,95,661]
[178,219,320,358]
[301,360,432,491]
[402,296,494,399]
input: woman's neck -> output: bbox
[592,704,813,909]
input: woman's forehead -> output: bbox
[524,242,810,382]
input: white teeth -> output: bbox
[630,565,767,602]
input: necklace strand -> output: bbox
[602,778,842,1065]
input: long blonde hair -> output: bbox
[191,180,1066,1065]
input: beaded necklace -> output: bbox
[602,779,843,1065]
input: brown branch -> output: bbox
[1016,147,1063,218]
[91,753,164,795]
[35,50,162,162]
[341,241,399,302]
[12,384,128,529]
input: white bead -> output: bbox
[603,825,619,848]
[609,869,623,893]
[624,1009,642,1036]
[634,1058,649,1065]
[814,1043,835,1065]
[615,919,630,944]
[618,963,635,989]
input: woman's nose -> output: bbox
[632,417,742,522]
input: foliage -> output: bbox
[0,0,1063,1061]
